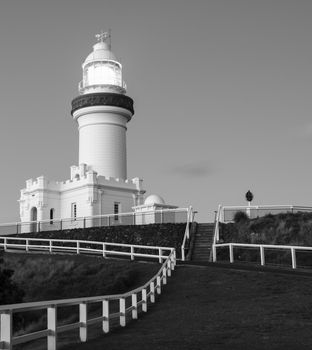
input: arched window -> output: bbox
[50,208,54,225]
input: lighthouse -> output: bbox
[71,32,134,179]
[18,32,178,230]
[19,33,145,227]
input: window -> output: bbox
[114,202,120,221]
[50,208,54,225]
[71,203,77,221]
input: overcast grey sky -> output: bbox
[0,0,312,222]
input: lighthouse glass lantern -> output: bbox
[79,32,126,95]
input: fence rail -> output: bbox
[212,204,312,251]
[219,205,312,223]
[0,237,176,350]
[0,208,191,236]
[212,242,312,269]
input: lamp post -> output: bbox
[245,190,254,217]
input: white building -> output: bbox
[18,32,176,229]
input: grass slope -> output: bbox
[2,253,159,302]
[62,265,312,350]
[220,212,312,246]
[15,223,185,258]
[1,252,159,341]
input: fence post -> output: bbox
[0,311,12,350]
[79,303,87,342]
[162,267,167,285]
[156,275,161,294]
[150,281,155,303]
[260,245,265,266]
[167,260,171,277]
[216,204,222,241]
[291,248,296,269]
[77,241,80,254]
[142,288,147,312]
[38,221,40,233]
[170,253,175,271]
[4,238,7,251]
[26,239,29,252]
[132,293,138,319]
[158,248,162,263]
[47,306,57,350]
[60,219,62,231]
[83,217,86,229]
[212,245,217,262]
[119,298,126,326]
[130,246,134,261]
[229,244,234,263]
[102,300,109,333]
[49,240,52,253]
[181,247,185,261]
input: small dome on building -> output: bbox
[144,194,166,206]
[84,42,117,66]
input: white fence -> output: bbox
[213,204,312,244]
[212,242,312,270]
[219,205,312,223]
[0,207,194,262]
[0,208,191,235]
[0,237,176,350]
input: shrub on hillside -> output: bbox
[233,211,249,224]
[220,211,312,247]
[14,223,186,258]
[0,256,24,305]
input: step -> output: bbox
[195,235,213,238]
[195,238,214,241]
[194,242,212,245]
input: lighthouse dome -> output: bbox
[84,42,117,66]
[144,194,166,206]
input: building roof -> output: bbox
[144,194,166,206]
[84,42,117,66]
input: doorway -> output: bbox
[30,207,37,232]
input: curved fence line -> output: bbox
[0,237,176,350]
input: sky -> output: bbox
[0,0,312,223]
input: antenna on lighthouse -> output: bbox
[95,29,111,49]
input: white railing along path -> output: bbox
[212,242,312,269]
[0,237,176,350]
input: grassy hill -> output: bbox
[60,265,312,350]
[14,223,186,258]
[219,211,312,246]
[1,252,159,337]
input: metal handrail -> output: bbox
[181,206,193,261]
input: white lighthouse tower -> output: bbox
[19,33,146,227]
[72,32,133,179]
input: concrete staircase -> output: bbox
[191,223,215,262]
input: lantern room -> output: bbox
[79,32,127,95]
